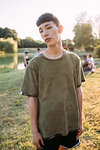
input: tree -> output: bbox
[21,37,46,48]
[62,39,74,51]
[73,23,93,48]
[0,27,18,41]
[76,12,87,25]
[96,45,100,58]
[95,15,100,39]
[62,39,73,46]
[0,38,17,53]
[0,27,4,38]
[92,36,100,47]
[0,41,14,53]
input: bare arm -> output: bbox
[76,86,83,136]
[29,97,44,149]
[24,56,28,67]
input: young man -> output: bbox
[20,13,85,150]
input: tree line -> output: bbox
[0,27,46,49]
[0,12,100,52]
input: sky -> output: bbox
[0,0,100,41]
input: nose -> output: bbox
[42,30,48,37]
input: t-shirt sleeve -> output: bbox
[20,64,38,97]
[76,58,85,87]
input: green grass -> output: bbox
[79,68,100,150]
[0,66,100,149]
[0,70,36,150]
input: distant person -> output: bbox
[82,55,88,67]
[82,55,91,72]
[24,50,29,68]
[35,48,41,57]
[87,54,95,71]
[63,45,69,51]
[89,54,94,65]
[20,13,85,150]
[82,54,96,73]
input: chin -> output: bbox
[47,41,58,47]
[47,43,56,47]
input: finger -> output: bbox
[77,132,80,136]
[80,128,83,135]
[77,130,81,136]
[77,132,81,136]
[34,142,38,148]
[34,141,41,150]
[37,141,43,150]
[77,129,83,136]
[40,137,44,146]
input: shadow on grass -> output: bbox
[84,71,95,77]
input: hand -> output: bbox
[77,122,83,137]
[33,132,44,150]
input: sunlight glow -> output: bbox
[0,0,100,40]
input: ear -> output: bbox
[58,25,63,34]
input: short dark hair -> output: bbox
[89,54,92,57]
[24,50,29,54]
[83,55,87,58]
[36,13,60,27]
[37,48,40,51]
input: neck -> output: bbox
[43,41,64,59]
[47,40,63,56]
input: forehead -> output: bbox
[39,21,56,29]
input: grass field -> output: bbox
[0,66,100,149]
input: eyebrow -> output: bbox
[39,24,51,31]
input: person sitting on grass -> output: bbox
[87,54,95,73]
[82,55,91,72]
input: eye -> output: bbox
[46,26,52,30]
[39,30,43,33]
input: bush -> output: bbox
[96,45,100,58]
[0,41,4,51]
[85,46,94,52]
[68,44,74,51]
[0,41,14,53]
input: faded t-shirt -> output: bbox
[20,50,85,138]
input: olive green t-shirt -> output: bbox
[21,50,85,138]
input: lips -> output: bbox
[45,38,51,42]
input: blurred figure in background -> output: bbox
[87,54,95,72]
[63,45,69,51]
[24,50,29,68]
[35,48,41,57]
[82,55,91,72]
[82,54,96,73]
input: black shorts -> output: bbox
[37,130,80,150]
